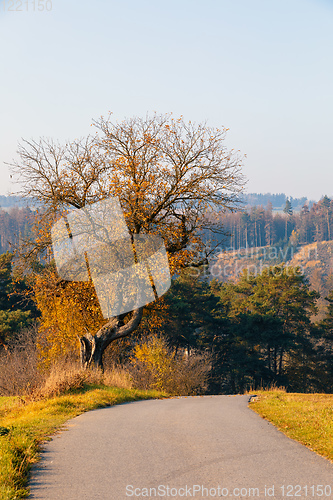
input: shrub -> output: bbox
[0,324,43,396]
[129,335,211,395]
[0,323,134,398]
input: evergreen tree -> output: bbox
[317,290,333,391]
[321,195,331,240]
[243,265,318,387]
[0,252,38,350]
[200,265,319,392]
[298,203,310,243]
[283,198,293,240]
[160,269,219,354]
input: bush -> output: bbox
[129,335,211,395]
[0,324,43,396]
[35,362,96,398]
[0,324,134,398]
[0,325,210,399]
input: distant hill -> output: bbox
[210,240,333,320]
[242,193,314,212]
[0,195,41,212]
[0,192,318,212]
[0,195,29,209]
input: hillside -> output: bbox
[211,240,333,319]
[241,192,313,211]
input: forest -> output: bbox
[150,266,333,394]
[1,193,332,254]
[211,195,333,249]
[0,206,35,254]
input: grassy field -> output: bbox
[0,386,165,500]
[249,389,333,462]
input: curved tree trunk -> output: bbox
[79,307,143,370]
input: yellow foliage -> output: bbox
[130,335,211,395]
[131,335,176,391]
[34,270,104,368]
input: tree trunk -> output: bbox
[278,347,284,376]
[79,307,143,370]
[327,211,331,240]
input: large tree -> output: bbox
[10,113,244,368]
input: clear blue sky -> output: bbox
[1,0,332,200]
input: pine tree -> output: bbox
[321,195,331,241]
[283,198,293,240]
[317,290,333,391]
[0,252,37,350]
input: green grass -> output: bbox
[0,386,166,499]
[249,389,333,462]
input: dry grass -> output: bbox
[0,323,134,400]
[249,389,333,462]
[0,327,43,397]
[34,364,96,399]
[102,364,133,389]
[245,383,286,394]
[32,362,133,400]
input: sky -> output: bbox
[0,0,332,201]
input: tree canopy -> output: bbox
[10,113,245,368]
[162,264,321,394]
[0,252,38,350]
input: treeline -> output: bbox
[1,253,332,395]
[0,193,313,211]
[0,195,29,208]
[147,266,333,394]
[211,195,333,249]
[0,207,35,254]
[242,192,311,211]
[0,194,328,255]
[0,252,39,350]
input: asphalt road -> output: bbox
[29,395,332,500]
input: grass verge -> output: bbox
[0,385,166,499]
[249,389,333,462]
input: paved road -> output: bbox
[29,395,332,499]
